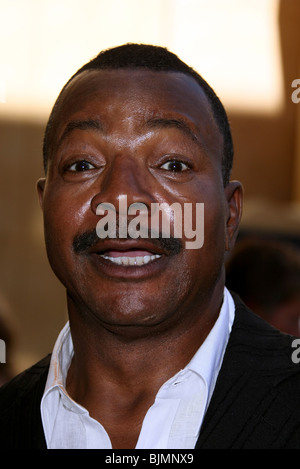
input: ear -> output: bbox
[224,181,243,252]
[37,178,46,210]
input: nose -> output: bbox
[91,155,156,215]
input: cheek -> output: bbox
[184,197,227,282]
[41,185,90,278]
[43,182,91,237]
[182,183,227,251]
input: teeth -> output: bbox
[101,254,161,266]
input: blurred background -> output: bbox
[1,0,300,378]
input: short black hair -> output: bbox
[43,43,233,185]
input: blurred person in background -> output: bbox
[226,238,300,337]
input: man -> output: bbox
[0,43,299,449]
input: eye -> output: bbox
[67,160,96,172]
[160,160,190,172]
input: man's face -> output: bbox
[38,69,242,332]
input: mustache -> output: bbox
[73,229,183,256]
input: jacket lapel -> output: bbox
[195,294,300,448]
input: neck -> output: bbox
[66,283,224,396]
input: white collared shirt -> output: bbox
[41,288,235,449]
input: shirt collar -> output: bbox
[186,287,235,400]
[43,321,73,394]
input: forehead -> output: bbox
[51,68,222,157]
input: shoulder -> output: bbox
[0,355,51,448]
[0,354,51,411]
[198,294,300,448]
[227,292,300,415]
[230,292,300,374]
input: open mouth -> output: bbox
[73,229,182,262]
[73,230,181,278]
[99,249,162,266]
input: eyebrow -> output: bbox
[145,117,205,151]
[55,116,206,153]
[56,119,103,150]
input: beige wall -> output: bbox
[0,119,67,373]
[229,0,300,203]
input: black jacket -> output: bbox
[0,294,299,449]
